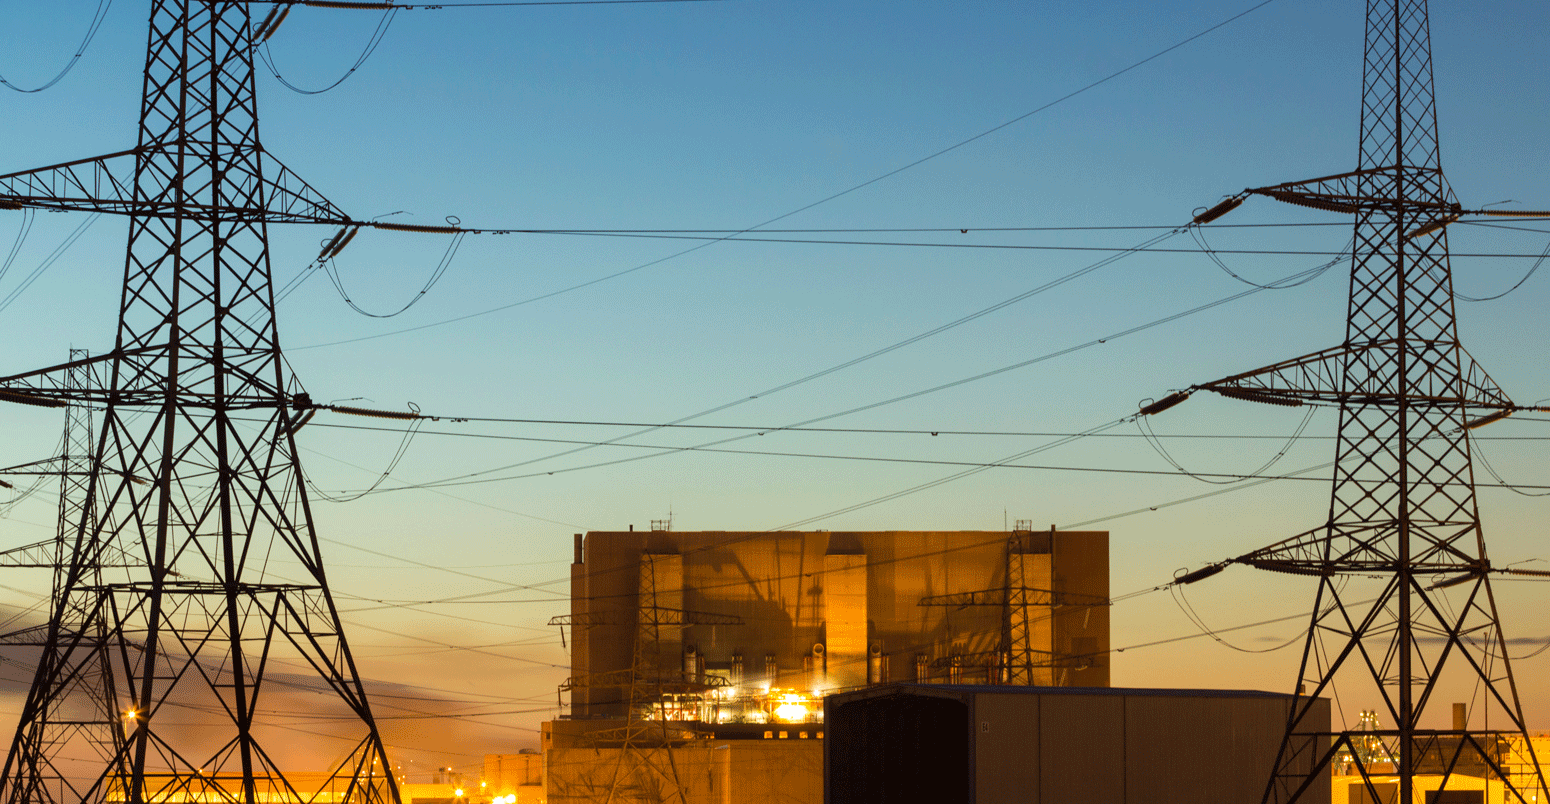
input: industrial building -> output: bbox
[824,684,1331,804]
[482,752,544,804]
[563,528,1109,718]
[544,527,1110,804]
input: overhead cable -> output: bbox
[1453,236,1550,302]
[289,251,1342,500]
[291,0,1283,350]
[1137,405,1317,485]
[0,213,103,316]
[256,5,398,94]
[0,208,35,286]
[347,227,1190,491]
[323,224,465,317]
[0,0,114,93]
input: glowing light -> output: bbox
[124,710,137,720]
[774,702,809,722]
[454,790,464,798]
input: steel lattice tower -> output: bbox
[1152,1,1550,801]
[916,524,1104,685]
[0,4,398,804]
[550,551,738,804]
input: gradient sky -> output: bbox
[2,0,1549,778]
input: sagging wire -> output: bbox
[1453,236,1550,302]
[0,0,114,93]
[292,0,1289,352]
[1464,631,1550,663]
[323,219,464,317]
[326,225,1194,491]
[256,4,398,95]
[1472,439,1550,498]
[0,473,49,519]
[1190,222,1351,290]
[306,402,424,502]
[0,213,103,316]
[268,212,409,313]
[0,208,36,285]
[1168,583,1301,654]
[1137,404,1315,485]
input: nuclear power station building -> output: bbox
[543,527,1110,803]
[565,527,1109,715]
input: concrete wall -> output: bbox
[543,725,822,804]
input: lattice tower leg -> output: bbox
[1258,1,1549,801]
[0,5,399,804]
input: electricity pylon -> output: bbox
[0,4,397,804]
[551,553,738,804]
[1152,2,1550,802]
[0,352,125,804]
[918,524,1105,685]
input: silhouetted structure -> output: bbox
[547,528,1109,804]
[0,4,397,804]
[1152,1,1550,802]
[826,685,1327,804]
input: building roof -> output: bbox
[826,682,1312,704]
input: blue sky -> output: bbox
[2,0,1549,772]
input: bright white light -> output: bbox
[774,702,809,723]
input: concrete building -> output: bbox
[545,528,1110,804]
[824,684,1332,804]
[565,528,1110,721]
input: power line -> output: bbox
[0,213,104,315]
[0,0,115,93]
[356,227,1186,491]
[465,222,1353,234]
[397,227,1550,259]
[308,429,1341,492]
[257,5,398,94]
[242,414,1550,443]
[303,252,1334,497]
[290,0,1283,351]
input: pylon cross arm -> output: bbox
[1195,340,1513,410]
[1229,520,1500,577]
[548,613,608,627]
[1249,164,1460,215]
[0,146,353,225]
[0,348,313,409]
[0,537,144,571]
[637,607,743,626]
